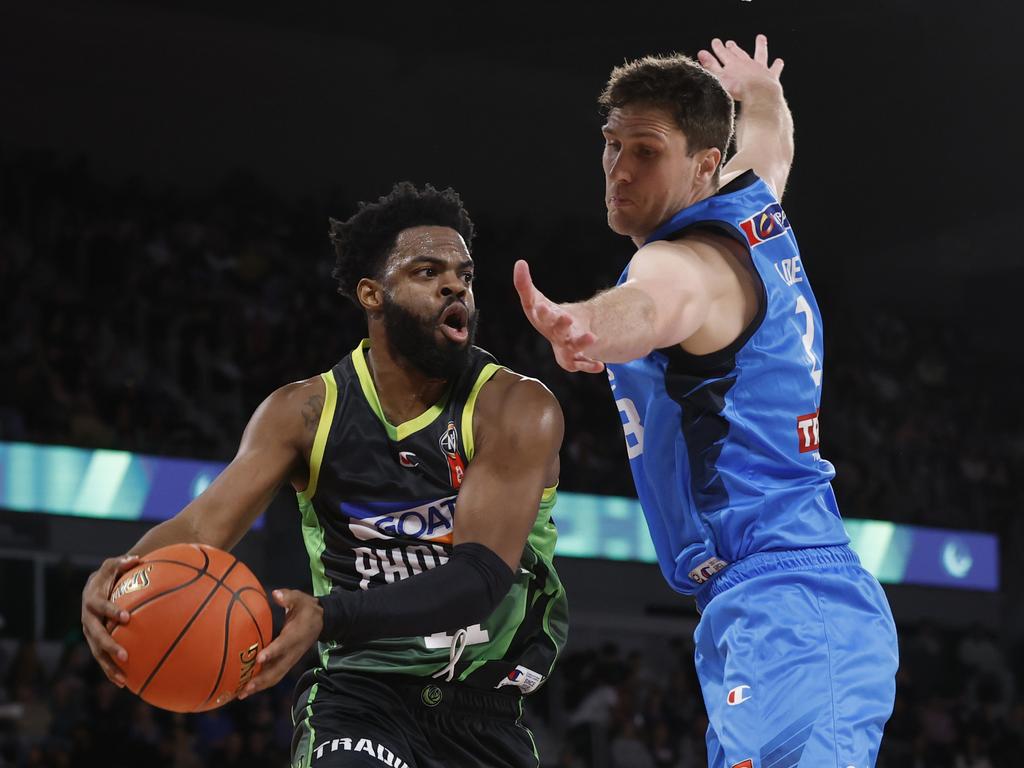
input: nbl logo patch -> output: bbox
[438,421,465,489]
[439,422,459,454]
[739,202,790,247]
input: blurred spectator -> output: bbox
[610,720,654,768]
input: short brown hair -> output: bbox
[599,54,735,162]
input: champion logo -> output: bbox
[731,760,754,768]
[495,665,545,694]
[398,451,419,468]
[727,684,752,706]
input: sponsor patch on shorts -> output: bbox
[495,665,545,693]
[689,556,728,585]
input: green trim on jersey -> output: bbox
[532,489,566,648]
[296,372,338,679]
[297,369,337,600]
[298,497,331,598]
[531,487,566,654]
[460,362,503,461]
[298,494,335,673]
[517,697,541,767]
[352,339,453,441]
[530,487,559,559]
[299,370,338,503]
[292,681,319,768]
[457,485,561,683]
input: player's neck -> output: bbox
[364,336,449,425]
[633,182,720,248]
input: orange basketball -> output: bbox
[108,543,273,713]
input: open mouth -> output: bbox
[438,302,470,343]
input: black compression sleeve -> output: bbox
[317,542,515,645]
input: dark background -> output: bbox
[2,1,1022,766]
[3,0,1020,257]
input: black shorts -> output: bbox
[291,670,539,768]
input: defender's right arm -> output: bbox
[80,377,322,686]
[699,35,794,199]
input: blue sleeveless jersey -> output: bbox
[605,171,849,596]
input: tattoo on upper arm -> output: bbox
[302,394,324,433]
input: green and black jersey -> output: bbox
[297,339,568,692]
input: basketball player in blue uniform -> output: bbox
[515,36,898,767]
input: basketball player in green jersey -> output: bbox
[81,183,568,768]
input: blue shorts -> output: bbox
[693,545,898,768]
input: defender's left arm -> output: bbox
[699,35,794,199]
[513,243,715,372]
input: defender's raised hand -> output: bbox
[513,260,604,374]
[697,34,784,101]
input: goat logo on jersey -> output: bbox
[344,496,457,544]
[438,421,466,489]
[739,202,790,247]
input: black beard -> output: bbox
[381,295,479,381]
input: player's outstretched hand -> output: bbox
[513,260,605,374]
[697,34,784,102]
[81,554,140,687]
[238,588,323,700]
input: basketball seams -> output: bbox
[111,544,272,713]
[232,586,270,647]
[138,558,242,700]
[198,585,270,709]
[110,550,212,620]
[115,554,264,623]
[202,587,241,709]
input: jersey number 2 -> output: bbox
[795,295,823,387]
